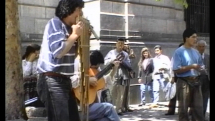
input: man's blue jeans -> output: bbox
[89,102,120,121]
[37,74,80,121]
[153,77,167,103]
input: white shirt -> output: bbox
[153,54,171,80]
[22,59,38,77]
[202,53,205,59]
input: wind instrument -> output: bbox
[76,15,91,121]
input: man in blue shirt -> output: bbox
[36,0,84,121]
[172,28,204,121]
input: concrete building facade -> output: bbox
[18,0,209,89]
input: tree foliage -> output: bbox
[155,0,188,8]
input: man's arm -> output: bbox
[122,52,131,67]
[71,57,81,88]
[48,21,82,58]
[48,32,79,59]
[172,52,194,74]
[57,34,79,58]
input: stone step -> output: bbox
[25,107,47,118]
[6,118,47,121]
[28,117,47,121]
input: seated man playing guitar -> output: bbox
[71,50,122,121]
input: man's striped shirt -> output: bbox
[37,17,76,76]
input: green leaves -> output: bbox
[155,0,188,9]
[174,0,188,8]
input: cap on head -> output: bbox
[117,37,127,42]
[154,45,162,50]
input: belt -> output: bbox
[179,76,200,87]
[42,72,70,79]
[182,76,199,81]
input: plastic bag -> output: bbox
[164,82,176,101]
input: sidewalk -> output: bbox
[7,101,210,121]
[120,101,210,121]
[120,102,177,121]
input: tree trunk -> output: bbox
[6,0,25,120]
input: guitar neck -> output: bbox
[96,64,114,80]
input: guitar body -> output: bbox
[73,52,125,105]
[73,68,105,104]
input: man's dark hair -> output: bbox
[55,0,84,19]
[183,28,197,42]
[178,43,184,47]
[117,37,126,42]
[154,45,162,50]
[90,50,104,66]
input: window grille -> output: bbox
[184,0,209,34]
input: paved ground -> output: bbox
[8,100,210,121]
[120,101,210,121]
[120,102,177,121]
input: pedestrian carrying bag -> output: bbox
[164,82,176,101]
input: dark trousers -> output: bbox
[200,75,210,116]
[37,74,80,121]
[167,94,177,114]
[122,79,130,110]
[101,89,112,103]
[167,76,178,114]
[177,78,204,121]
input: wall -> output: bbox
[18,0,210,79]
[18,0,209,103]
[18,0,59,54]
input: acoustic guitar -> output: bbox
[73,52,125,104]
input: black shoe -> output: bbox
[138,102,145,106]
[117,112,123,115]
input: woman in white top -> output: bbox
[22,44,40,77]
[22,44,41,104]
[137,47,154,106]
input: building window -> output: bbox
[184,0,209,34]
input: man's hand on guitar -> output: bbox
[89,77,97,87]
[112,61,120,68]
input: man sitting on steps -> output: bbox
[71,50,121,121]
